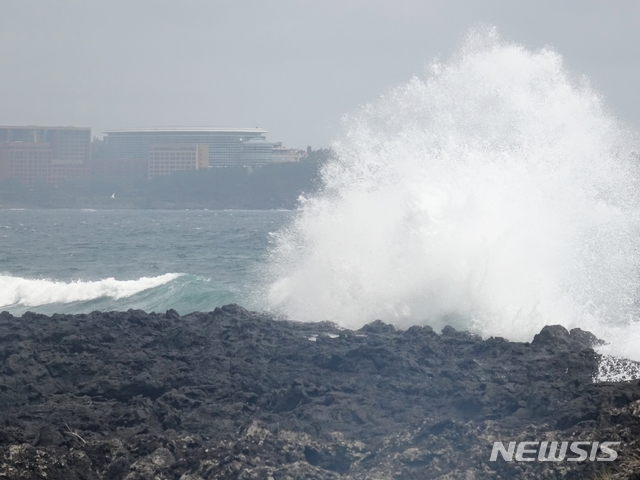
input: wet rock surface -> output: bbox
[0,305,639,479]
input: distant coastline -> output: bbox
[0,161,324,210]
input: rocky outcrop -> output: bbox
[0,306,639,479]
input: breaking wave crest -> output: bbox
[0,273,181,309]
[264,27,640,363]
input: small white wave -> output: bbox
[595,354,640,382]
[0,273,182,308]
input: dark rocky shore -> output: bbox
[1,305,640,479]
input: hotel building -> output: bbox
[148,144,209,178]
[271,142,305,163]
[102,127,272,168]
[0,126,91,184]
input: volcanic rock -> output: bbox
[0,306,639,478]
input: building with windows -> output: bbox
[103,127,272,168]
[240,137,274,165]
[271,142,305,163]
[0,142,53,184]
[0,126,91,184]
[148,144,209,178]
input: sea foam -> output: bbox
[0,273,181,308]
[265,27,640,363]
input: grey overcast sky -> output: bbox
[1,0,639,148]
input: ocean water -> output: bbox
[0,209,291,316]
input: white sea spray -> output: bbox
[265,27,640,371]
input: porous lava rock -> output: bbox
[0,305,639,479]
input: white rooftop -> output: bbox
[105,127,267,134]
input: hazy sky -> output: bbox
[1,0,639,148]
